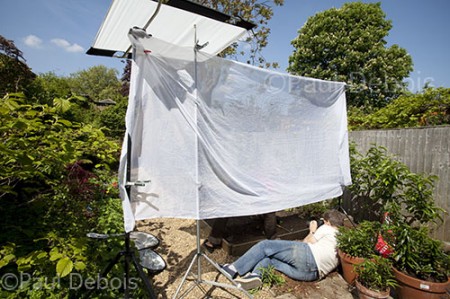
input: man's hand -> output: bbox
[303,220,318,244]
[309,220,318,234]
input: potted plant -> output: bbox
[389,224,450,299]
[336,220,380,284]
[354,255,397,299]
[344,144,449,297]
[383,171,450,298]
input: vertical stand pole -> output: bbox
[124,233,131,298]
[172,24,252,299]
[124,133,133,299]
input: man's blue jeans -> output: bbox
[233,239,319,281]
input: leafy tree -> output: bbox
[69,65,121,102]
[98,96,128,139]
[26,71,72,105]
[0,35,36,97]
[287,2,413,108]
[195,0,284,68]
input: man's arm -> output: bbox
[302,220,318,244]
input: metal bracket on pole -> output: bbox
[195,41,209,51]
[125,180,151,187]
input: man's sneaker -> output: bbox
[220,264,237,279]
[234,273,262,290]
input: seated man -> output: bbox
[220,209,346,290]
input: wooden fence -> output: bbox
[348,126,450,242]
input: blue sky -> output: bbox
[1,0,449,92]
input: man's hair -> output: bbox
[323,209,346,227]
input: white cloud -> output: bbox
[51,38,70,48]
[66,43,84,53]
[23,35,43,48]
[51,38,84,53]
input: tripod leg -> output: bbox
[172,220,253,299]
[337,196,356,227]
[130,252,157,299]
[81,250,124,299]
[173,252,199,299]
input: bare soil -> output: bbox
[137,218,356,299]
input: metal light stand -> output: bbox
[82,135,157,299]
[172,25,252,299]
[173,221,253,299]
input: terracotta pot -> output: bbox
[338,249,365,284]
[393,267,450,299]
[355,280,390,299]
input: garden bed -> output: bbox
[202,212,311,256]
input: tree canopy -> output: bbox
[287,2,413,108]
[69,65,121,102]
[0,35,36,97]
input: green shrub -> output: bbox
[349,87,450,130]
[392,224,450,282]
[336,221,380,258]
[355,255,397,292]
[0,92,129,298]
[346,144,442,225]
[259,265,285,288]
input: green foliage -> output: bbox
[286,199,336,220]
[347,144,443,225]
[392,224,450,282]
[347,105,376,131]
[96,96,128,139]
[355,255,397,292]
[69,65,121,102]
[336,221,380,258]
[0,92,127,298]
[344,144,449,283]
[0,93,119,198]
[0,35,36,97]
[0,35,140,297]
[352,87,450,130]
[259,265,285,288]
[54,94,98,124]
[0,198,126,298]
[288,2,412,108]
[26,72,72,106]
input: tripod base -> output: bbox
[82,234,157,299]
[173,221,253,299]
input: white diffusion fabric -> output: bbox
[119,35,351,232]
